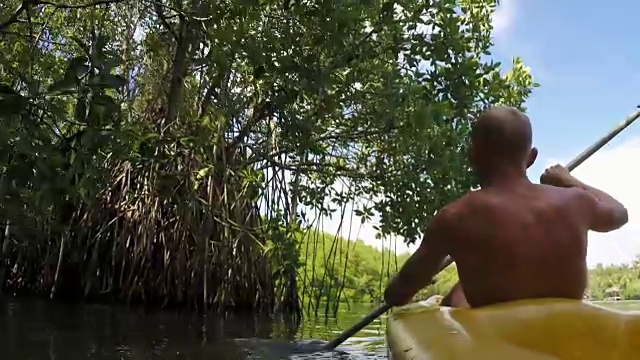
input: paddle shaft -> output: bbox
[565,108,640,171]
[323,107,640,352]
[322,256,453,350]
[322,303,391,350]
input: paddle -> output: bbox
[322,256,453,351]
[564,107,640,171]
[322,107,640,352]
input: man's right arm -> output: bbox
[574,180,628,233]
[541,164,628,233]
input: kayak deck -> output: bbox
[387,298,640,360]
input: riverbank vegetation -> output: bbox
[588,261,640,300]
[0,0,536,315]
[299,232,640,306]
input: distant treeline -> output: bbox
[299,231,640,306]
[297,231,458,311]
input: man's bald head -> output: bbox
[469,106,536,169]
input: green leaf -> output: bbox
[197,166,211,179]
[91,94,118,110]
[66,56,90,78]
[0,84,27,115]
[91,73,127,92]
[70,36,91,58]
[47,77,78,96]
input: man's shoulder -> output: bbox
[446,184,586,210]
[435,192,479,221]
[428,194,481,238]
[446,189,489,209]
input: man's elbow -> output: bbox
[608,204,629,231]
[615,206,629,229]
[595,206,628,232]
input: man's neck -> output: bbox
[478,166,530,188]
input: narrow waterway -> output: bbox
[0,296,387,359]
[4,295,639,360]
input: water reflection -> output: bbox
[0,296,387,359]
[6,295,638,359]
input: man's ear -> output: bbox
[526,147,538,169]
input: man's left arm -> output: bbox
[383,208,453,306]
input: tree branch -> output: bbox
[153,0,178,41]
[38,0,125,9]
[0,0,126,32]
[226,100,275,155]
[0,1,28,32]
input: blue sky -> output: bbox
[490,0,640,266]
[321,0,640,268]
[492,0,640,173]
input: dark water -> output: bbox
[4,296,639,360]
[0,296,387,360]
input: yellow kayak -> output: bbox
[387,297,640,360]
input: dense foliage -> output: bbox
[0,0,535,314]
[588,260,640,300]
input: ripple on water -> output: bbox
[1,297,390,359]
[235,338,386,359]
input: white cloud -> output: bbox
[491,0,517,41]
[543,138,640,268]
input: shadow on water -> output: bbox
[0,296,388,359]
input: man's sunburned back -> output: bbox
[446,182,590,308]
[382,106,628,310]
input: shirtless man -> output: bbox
[383,106,628,308]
